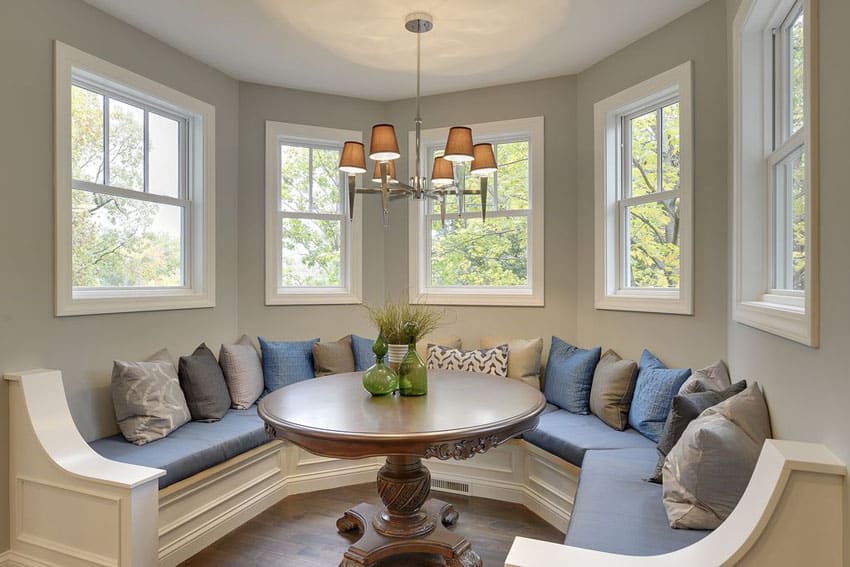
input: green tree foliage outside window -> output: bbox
[71,85,182,288]
[625,102,681,289]
[429,140,531,287]
[279,144,343,287]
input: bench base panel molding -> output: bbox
[7,370,846,566]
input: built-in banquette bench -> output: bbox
[5,369,846,567]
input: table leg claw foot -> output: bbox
[336,511,363,534]
[440,503,459,527]
[447,549,482,567]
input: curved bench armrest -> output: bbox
[506,440,846,567]
[5,369,165,488]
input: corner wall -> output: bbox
[381,76,579,350]
[724,0,850,562]
[0,0,241,552]
[574,0,730,368]
[235,83,386,342]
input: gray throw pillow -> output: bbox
[647,380,747,483]
[678,360,732,395]
[663,382,772,529]
[178,343,232,421]
[220,335,264,409]
[589,349,638,430]
[313,335,356,377]
[111,349,191,445]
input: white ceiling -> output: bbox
[82,0,710,101]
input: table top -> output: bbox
[259,370,546,460]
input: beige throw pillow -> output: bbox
[416,335,461,360]
[313,335,356,377]
[480,336,543,389]
[678,360,732,395]
[589,349,638,430]
[663,382,772,529]
[220,335,264,409]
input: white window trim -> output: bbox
[264,121,363,305]
[594,61,694,315]
[55,41,215,316]
[732,0,819,346]
[408,116,545,306]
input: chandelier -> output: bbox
[337,12,497,227]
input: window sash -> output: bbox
[772,0,804,148]
[616,97,682,292]
[424,137,533,290]
[72,78,189,200]
[278,141,345,216]
[276,141,349,291]
[70,78,192,292]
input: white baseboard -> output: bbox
[1,551,58,567]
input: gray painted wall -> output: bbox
[3,0,849,559]
[0,0,241,552]
[724,0,850,560]
[574,0,730,369]
[381,76,579,352]
[236,83,386,342]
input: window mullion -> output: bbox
[308,147,314,213]
[143,110,150,194]
[103,96,110,186]
[657,107,663,194]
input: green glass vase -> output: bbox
[362,334,398,396]
[398,333,427,397]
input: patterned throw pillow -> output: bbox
[111,349,191,445]
[427,344,509,377]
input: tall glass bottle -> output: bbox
[362,334,398,396]
[398,324,427,396]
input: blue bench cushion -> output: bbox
[524,409,654,467]
[565,448,710,555]
[90,406,270,489]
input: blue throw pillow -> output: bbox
[543,337,602,414]
[352,335,376,371]
[628,349,691,442]
[258,337,319,393]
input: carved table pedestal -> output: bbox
[259,370,545,567]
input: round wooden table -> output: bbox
[259,369,546,567]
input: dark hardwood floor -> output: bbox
[179,482,563,566]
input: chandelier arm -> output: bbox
[480,176,488,222]
[380,161,390,227]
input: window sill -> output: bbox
[595,290,692,315]
[265,289,362,306]
[411,288,544,307]
[57,290,215,316]
[734,298,816,346]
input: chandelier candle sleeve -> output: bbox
[369,124,401,161]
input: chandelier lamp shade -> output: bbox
[338,12,496,227]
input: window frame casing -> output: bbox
[55,41,216,316]
[594,61,694,315]
[408,116,545,306]
[732,0,819,346]
[264,121,363,306]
